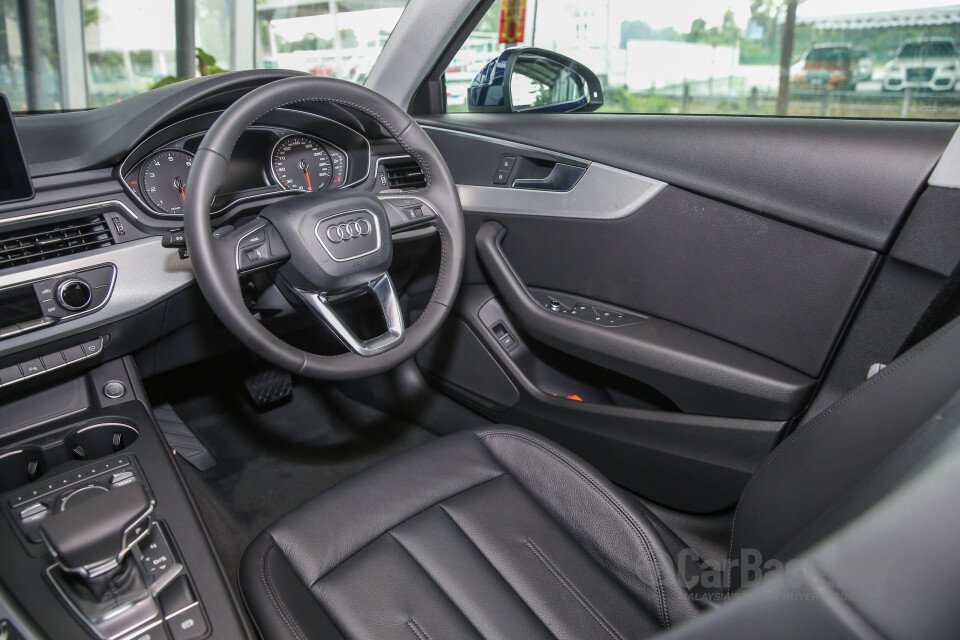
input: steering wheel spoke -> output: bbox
[295,273,405,357]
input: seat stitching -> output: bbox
[407,618,432,640]
[434,503,559,637]
[477,431,670,628]
[525,538,626,640]
[724,317,960,585]
[259,542,308,640]
[385,529,489,640]
[307,471,507,588]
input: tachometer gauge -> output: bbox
[271,135,332,192]
[140,149,194,214]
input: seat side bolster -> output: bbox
[240,533,346,640]
[475,426,700,629]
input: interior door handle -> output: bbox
[512,163,584,191]
[475,221,814,419]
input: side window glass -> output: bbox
[447,1,960,120]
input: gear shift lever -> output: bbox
[40,483,158,640]
[40,482,153,577]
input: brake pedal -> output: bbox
[242,365,293,410]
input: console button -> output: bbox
[80,339,104,357]
[61,345,86,363]
[32,278,58,301]
[110,470,135,486]
[103,380,126,399]
[19,502,48,521]
[167,604,208,640]
[18,359,44,377]
[41,351,67,370]
[0,366,23,385]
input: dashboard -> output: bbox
[119,109,372,217]
[0,70,435,385]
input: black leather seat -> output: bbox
[240,316,960,639]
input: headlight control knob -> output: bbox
[57,279,92,311]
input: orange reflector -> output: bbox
[565,395,583,402]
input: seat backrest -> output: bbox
[665,387,960,639]
[727,314,960,590]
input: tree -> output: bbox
[620,20,680,48]
[721,8,740,43]
[686,17,707,43]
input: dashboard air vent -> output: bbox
[0,215,115,270]
[383,158,426,190]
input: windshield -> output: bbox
[898,41,957,58]
[0,0,408,114]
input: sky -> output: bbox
[617,0,960,32]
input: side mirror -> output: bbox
[467,47,603,114]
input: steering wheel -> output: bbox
[183,77,464,380]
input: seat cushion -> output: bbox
[240,426,700,640]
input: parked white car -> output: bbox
[884,37,960,91]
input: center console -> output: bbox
[0,357,250,640]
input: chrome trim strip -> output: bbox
[0,199,140,228]
[296,273,405,356]
[928,124,960,189]
[421,126,667,219]
[457,162,666,219]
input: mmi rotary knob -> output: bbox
[57,279,92,311]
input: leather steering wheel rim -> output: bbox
[183,76,464,380]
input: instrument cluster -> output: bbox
[119,110,371,218]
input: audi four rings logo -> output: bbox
[326,218,372,243]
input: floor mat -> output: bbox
[145,357,436,583]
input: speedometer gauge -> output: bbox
[140,149,193,214]
[271,135,332,192]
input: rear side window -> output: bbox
[446,1,960,120]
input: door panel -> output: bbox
[470,186,875,378]
[414,116,954,512]
[424,115,955,250]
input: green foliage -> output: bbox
[619,20,680,48]
[148,47,227,90]
[599,85,671,114]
